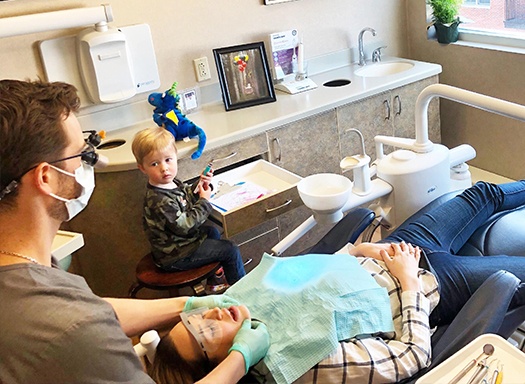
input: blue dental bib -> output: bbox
[224,253,393,384]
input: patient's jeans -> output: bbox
[383,181,525,326]
[166,226,246,284]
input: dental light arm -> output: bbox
[415,84,525,150]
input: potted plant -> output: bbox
[428,0,462,44]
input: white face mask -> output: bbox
[49,162,95,221]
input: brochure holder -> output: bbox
[275,73,317,95]
[269,29,317,95]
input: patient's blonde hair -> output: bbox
[131,127,178,166]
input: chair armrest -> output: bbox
[307,208,375,254]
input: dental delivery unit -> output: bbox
[272,84,525,255]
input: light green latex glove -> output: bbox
[183,295,239,312]
[229,320,270,373]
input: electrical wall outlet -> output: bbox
[193,56,211,82]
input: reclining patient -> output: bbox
[147,181,525,384]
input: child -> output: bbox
[131,127,246,285]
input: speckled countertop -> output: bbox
[86,57,441,173]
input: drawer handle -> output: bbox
[383,99,391,121]
[272,138,282,162]
[266,199,292,213]
[394,95,402,116]
[214,152,238,163]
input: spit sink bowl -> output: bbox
[297,173,352,214]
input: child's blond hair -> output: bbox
[132,127,178,165]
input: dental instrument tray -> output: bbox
[209,160,302,237]
[416,333,525,383]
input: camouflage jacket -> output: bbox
[142,179,212,268]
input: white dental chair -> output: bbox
[306,195,525,383]
[132,195,525,383]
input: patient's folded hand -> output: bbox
[183,295,240,312]
[380,242,421,292]
[349,242,394,261]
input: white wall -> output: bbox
[0,0,408,99]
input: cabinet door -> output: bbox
[337,92,393,159]
[392,76,441,143]
[231,219,279,273]
[266,110,341,177]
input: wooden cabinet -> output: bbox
[391,76,441,142]
[266,110,341,177]
[338,76,441,158]
[209,160,302,238]
[231,219,279,274]
[265,110,343,254]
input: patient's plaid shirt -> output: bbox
[255,256,440,384]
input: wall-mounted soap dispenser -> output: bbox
[77,21,136,104]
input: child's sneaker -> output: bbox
[207,267,229,293]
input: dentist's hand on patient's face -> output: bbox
[183,295,240,312]
[229,319,270,373]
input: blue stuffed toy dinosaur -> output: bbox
[148,82,206,159]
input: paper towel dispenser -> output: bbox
[77,23,136,103]
[39,23,160,106]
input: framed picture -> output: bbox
[213,41,276,111]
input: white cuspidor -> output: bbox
[297,173,352,224]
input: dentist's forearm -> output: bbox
[196,351,246,384]
[103,296,189,337]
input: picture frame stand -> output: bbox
[275,73,317,94]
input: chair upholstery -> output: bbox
[396,189,525,257]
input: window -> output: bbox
[460,0,525,48]
[463,0,490,6]
[428,0,525,50]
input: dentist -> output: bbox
[0,79,268,384]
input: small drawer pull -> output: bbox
[215,152,238,163]
[394,95,402,116]
[265,199,292,213]
[384,99,391,121]
[272,138,282,162]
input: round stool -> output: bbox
[128,253,221,298]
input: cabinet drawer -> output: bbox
[210,160,303,237]
[177,133,268,181]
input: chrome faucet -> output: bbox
[372,46,387,63]
[358,27,376,66]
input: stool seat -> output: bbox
[129,253,221,298]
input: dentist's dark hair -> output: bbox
[0,79,80,207]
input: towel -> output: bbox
[224,253,393,384]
